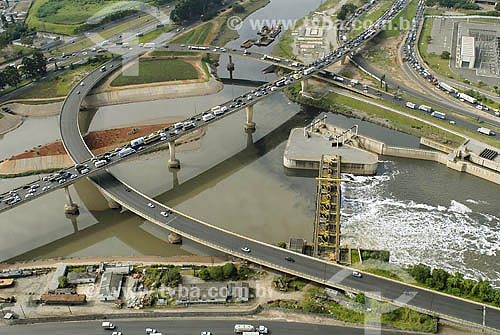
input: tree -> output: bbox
[431,268,450,290]
[354,292,366,305]
[0,14,7,27]
[276,242,286,248]
[198,267,210,280]
[162,268,181,287]
[440,51,450,59]
[209,266,224,281]
[2,66,20,87]
[222,263,237,279]
[408,264,431,284]
[496,2,500,11]
[232,3,244,13]
[58,275,68,288]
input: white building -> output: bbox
[459,36,476,69]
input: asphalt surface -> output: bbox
[0,319,416,335]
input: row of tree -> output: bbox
[195,263,253,281]
[170,0,223,23]
[408,264,500,305]
[0,23,32,49]
[0,50,47,89]
[425,0,480,9]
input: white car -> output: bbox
[201,332,212,335]
[241,247,251,253]
[160,211,169,217]
[352,271,362,278]
[112,332,122,335]
[147,202,155,208]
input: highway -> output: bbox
[1,0,500,330]
[0,319,417,335]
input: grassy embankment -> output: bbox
[137,25,175,44]
[267,286,438,332]
[379,0,419,38]
[0,168,60,179]
[14,56,113,99]
[286,84,464,147]
[110,59,199,86]
[55,15,155,55]
[26,0,162,35]
[418,17,460,80]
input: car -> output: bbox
[111,332,122,335]
[80,168,90,174]
[449,120,456,125]
[58,178,66,184]
[77,91,80,95]
[70,173,77,179]
[42,186,51,191]
[124,188,131,192]
[285,256,295,262]
[201,332,212,335]
[80,82,84,86]
[241,247,251,253]
[352,271,362,278]
[147,202,155,208]
[160,211,169,217]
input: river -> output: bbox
[0,0,499,285]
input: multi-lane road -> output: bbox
[0,319,419,335]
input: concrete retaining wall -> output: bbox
[8,305,262,325]
[383,146,447,162]
[83,79,223,108]
[420,137,454,153]
[468,153,500,173]
[0,155,73,174]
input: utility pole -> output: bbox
[483,305,486,327]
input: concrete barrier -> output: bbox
[8,305,263,325]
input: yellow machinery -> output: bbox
[313,155,342,260]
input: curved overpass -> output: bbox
[2,0,500,330]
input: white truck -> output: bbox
[102,321,115,330]
[257,325,268,334]
[234,324,255,333]
[418,105,432,113]
[477,127,495,136]
[458,92,477,104]
[405,102,416,109]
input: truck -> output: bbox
[144,133,161,144]
[101,321,115,329]
[275,78,287,87]
[94,160,108,168]
[438,82,457,94]
[202,112,215,122]
[431,111,446,120]
[303,66,316,75]
[418,105,432,113]
[241,332,260,335]
[333,76,344,83]
[130,137,145,148]
[119,147,136,158]
[144,42,156,48]
[405,102,416,109]
[458,92,477,104]
[477,127,495,136]
[257,325,269,334]
[234,324,255,333]
[350,79,359,86]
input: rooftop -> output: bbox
[461,36,475,58]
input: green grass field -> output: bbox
[380,0,419,38]
[15,61,110,99]
[171,22,214,45]
[138,25,175,44]
[110,59,199,86]
[350,0,393,39]
[150,50,197,57]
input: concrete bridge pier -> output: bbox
[168,232,182,244]
[244,104,256,131]
[63,186,79,215]
[227,55,235,80]
[300,78,309,94]
[107,199,121,210]
[341,55,348,65]
[168,141,180,169]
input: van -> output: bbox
[102,321,115,329]
[202,113,215,122]
[174,122,184,129]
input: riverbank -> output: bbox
[0,119,208,175]
[0,112,23,136]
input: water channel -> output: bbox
[0,0,499,285]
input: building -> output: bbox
[41,293,86,305]
[67,271,97,285]
[0,279,14,288]
[174,282,249,304]
[459,36,476,69]
[98,272,123,302]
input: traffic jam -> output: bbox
[402,0,499,130]
[0,0,408,211]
